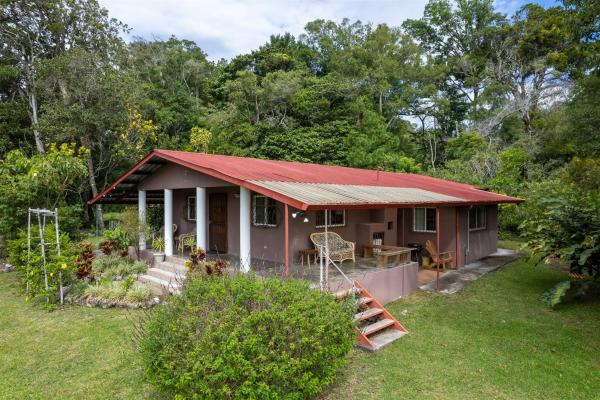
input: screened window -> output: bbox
[413,207,436,232]
[469,206,487,230]
[187,196,196,221]
[315,210,346,228]
[253,195,277,227]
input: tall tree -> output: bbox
[0,0,126,153]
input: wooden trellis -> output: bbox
[27,208,64,304]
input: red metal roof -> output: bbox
[89,149,524,209]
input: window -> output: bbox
[413,207,436,232]
[253,195,278,227]
[469,206,487,230]
[187,196,196,221]
[315,210,346,228]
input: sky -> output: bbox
[98,0,560,61]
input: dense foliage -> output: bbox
[0,0,599,307]
[139,273,355,399]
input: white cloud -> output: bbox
[98,0,429,60]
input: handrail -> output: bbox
[316,244,355,289]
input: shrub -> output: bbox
[139,273,355,399]
[125,286,153,303]
[75,243,95,280]
[92,254,148,282]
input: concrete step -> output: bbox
[361,318,395,336]
[155,260,187,274]
[354,307,383,322]
[360,329,407,352]
[165,256,187,266]
[138,274,181,295]
[147,267,185,284]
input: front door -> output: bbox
[209,193,228,253]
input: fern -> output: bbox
[542,281,571,308]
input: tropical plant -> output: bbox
[152,237,165,253]
[138,273,355,398]
[75,243,95,281]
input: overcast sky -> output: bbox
[98,0,560,61]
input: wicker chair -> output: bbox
[176,232,196,253]
[310,232,356,264]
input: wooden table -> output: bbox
[299,248,319,269]
[363,244,413,267]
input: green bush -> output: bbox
[139,273,355,399]
[82,279,153,305]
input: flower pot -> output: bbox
[153,252,165,263]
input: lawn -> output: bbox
[1,251,598,400]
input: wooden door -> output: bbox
[209,193,228,253]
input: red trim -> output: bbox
[88,149,525,209]
[87,152,157,204]
[284,204,289,276]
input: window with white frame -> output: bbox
[315,210,346,228]
[187,196,196,221]
[253,195,278,227]
[413,207,436,232]
[469,206,487,230]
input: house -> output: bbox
[88,149,523,303]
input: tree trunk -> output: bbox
[254,94,260,123]
[28,89,45,154]
[85,153,104,231]
[379,92,383,115]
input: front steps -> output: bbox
[138,256,187,295]
[339,280,408,352]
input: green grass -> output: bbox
[1,255,599,400]
[0,273,156,400]
[323,258,600,400]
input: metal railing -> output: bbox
[316,244,355,291]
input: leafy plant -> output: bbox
[103,227,130,251]
[542,281,571,308]
[100,240,115,255]
[138,273,355,399]
[75,243,95,281]
[151,237,165,253]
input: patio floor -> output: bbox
[419,248,522,293]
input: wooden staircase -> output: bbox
[341,280,408,352]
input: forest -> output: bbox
[1,0,599,288]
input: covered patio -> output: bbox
[88,149,523,301]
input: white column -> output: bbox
[196,187,207,251]
[164,189,173,257]
[239,186,251,272]
[138,190,147,250]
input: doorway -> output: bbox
[209,193,228,252]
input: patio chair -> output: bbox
[310,232,356,264]
[176,232,196,253]
[425,240,454,270]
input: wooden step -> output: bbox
[360,329,407,352]
[357,296,373,306]
[361,318,396,336]
[354,307,383,322]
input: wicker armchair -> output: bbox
[310,232,356,264]
[177,232,196,253]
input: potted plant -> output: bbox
[152,237,166,262]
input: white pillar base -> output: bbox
[239,187,251,272]
[164,189,173,257]
[138,190,146,251]
[196,187,207,251]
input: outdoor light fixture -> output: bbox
[291,210,309,223]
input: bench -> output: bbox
[363,244,413,267]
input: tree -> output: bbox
[0,0,126,153]
[489,4,573,136]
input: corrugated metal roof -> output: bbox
[251,181,465,206]
[89,150,525,208]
